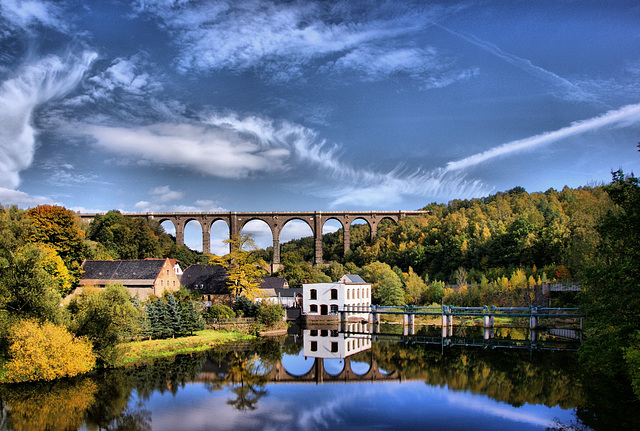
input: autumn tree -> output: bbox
[3,319,95,382]
[26,205,88,284]
[209,234,268,299]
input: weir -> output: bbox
[338,304,584,334]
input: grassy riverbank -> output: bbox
[114,329,254,367]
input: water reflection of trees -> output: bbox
[1,335,638,430]
[204,339,282,411]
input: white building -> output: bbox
[303,274,371,319]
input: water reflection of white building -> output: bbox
[303,322,372,359]
[303,274,371,319]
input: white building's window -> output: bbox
[330,289,338,300]
[310,304,318,313]
[310,289,317,300]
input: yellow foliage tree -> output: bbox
[4,319,96,383]
[209,234,267,299]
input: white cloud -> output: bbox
[76,109,496,208]
[82,122,292,179]
[445,103,640,172]
[324,44,478,88]
[0,187,55,208]
[0,52,97,188]
[133,0,465,84]
[149,185,183,203]
[87,56,162,101]
[0,0,67,35]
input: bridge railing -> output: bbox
[339,304,584,319]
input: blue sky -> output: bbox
[1,0,639,218]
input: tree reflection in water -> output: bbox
[0,334,638,430]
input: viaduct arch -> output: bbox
[79,211,427,271]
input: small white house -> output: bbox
[303,274,371,319]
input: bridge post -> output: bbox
[529,306,538,330]
[483,327,493,340]
[272,236,282,272]
[314,211,323,266]
[175,220,185,246]
[483,305,494,328]
[343,223,350,256]
[202,220,211,254]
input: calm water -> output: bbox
[1,324,638,431]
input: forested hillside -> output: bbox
[275,184,610,291]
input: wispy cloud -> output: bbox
[438,24,601,105]
[0,51,96,188]
[133,0,468,85]
[0,0,68,36]
[322,44,479,88]
[76,108,493,207]
[445,103,640,172]
[86,55,162,101]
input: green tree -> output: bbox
[362,262,405,306]
[580,170,640,399]
[67,284,143,365]
[209,234,268,299]
[175,289,204,335]
[163,293,183,337]
[0,243,64,326]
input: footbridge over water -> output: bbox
[78,210,427,270]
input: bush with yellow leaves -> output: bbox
[3,319,96,383]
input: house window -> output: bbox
[347,289,350,300]
[310,341,317,352]
[310,330,318,336]
[310,304,318,313]
[331,342,338,353]
[160,280,163,286]
[310,289,317,300]
[330,289,338,300]
[330,305,339,314]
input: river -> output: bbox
[0,324,638,431]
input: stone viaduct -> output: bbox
[79,211,427,270]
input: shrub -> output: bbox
[3,319,95,383]
[256,301,284,328]
[205,304,236,320]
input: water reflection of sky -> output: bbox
[143,379,574,431]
